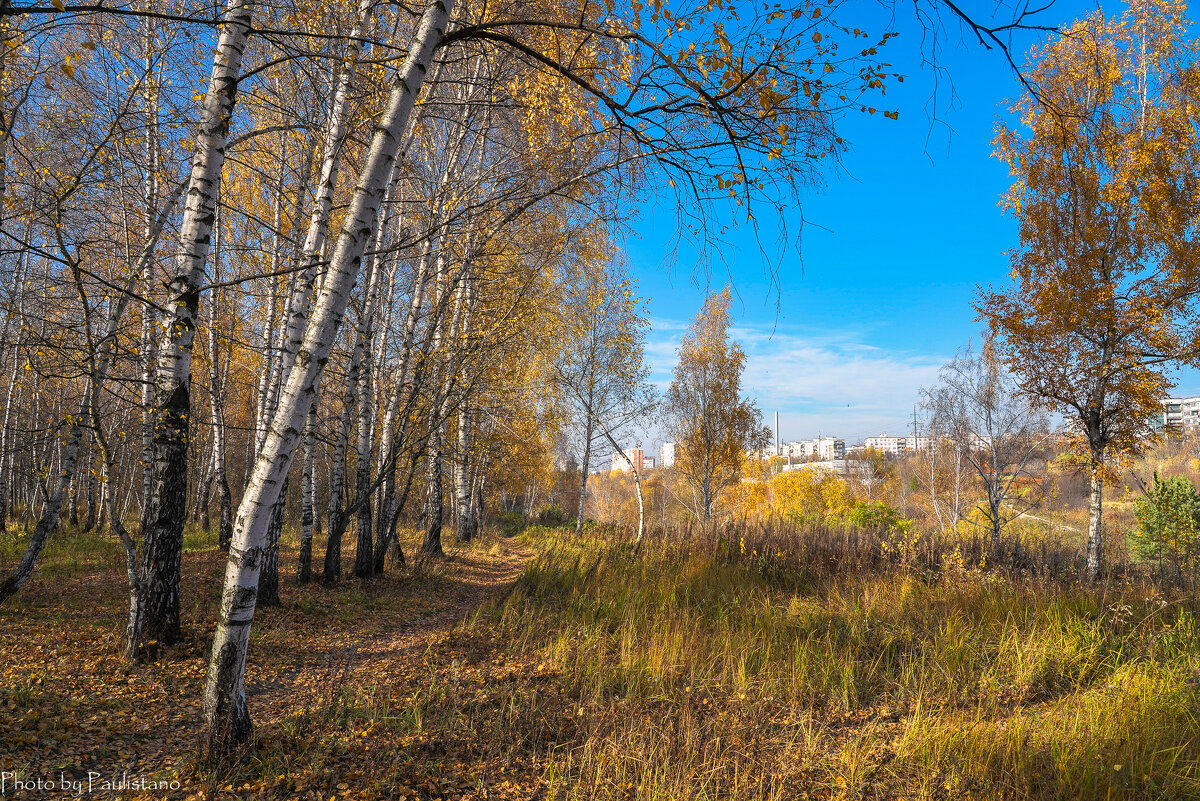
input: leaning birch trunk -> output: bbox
[140,0,252,647]
[202,0,451,756]
[258,478,287,606]
[0,396,92,602]
[591,415,644,549]
[275,0,377,388]
[90,386,144,661]
[261,150,313,436]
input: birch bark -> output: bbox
[202,0,452,755]
[140,0,253,646]
[298,401,317,582]
[207,209,233,550]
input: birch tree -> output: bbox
[979,0,1200,582]
[924,341,1052,551]
[202,0,452,756]
[139,0,253,646]
[665,289,769,522]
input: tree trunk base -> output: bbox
[205,690,252,760]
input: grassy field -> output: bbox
[2,521,1198,799]
[447,526,1198,800]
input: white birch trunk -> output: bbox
[298,400,317,582]
[202,0,452,755]
[207,208,233,550]
[139,13,160,508]
[1086,468,1103,583]
[324,373,354,584]
[140,0,253,646]
[276,0,378,387]
[372,243,434,569]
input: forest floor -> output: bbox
[0,526,539,800]
[3,523,1200,801]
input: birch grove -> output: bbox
[0,0,907,761]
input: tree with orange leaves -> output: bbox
[978,0,1200,583]
[666,289,769,522]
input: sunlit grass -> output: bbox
[468,527,1200,799]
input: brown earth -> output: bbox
[0,532,535,800]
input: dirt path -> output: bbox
[0,534,536,800]
[250,538,534,728]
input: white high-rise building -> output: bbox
[1158,396,1200,430]
[863,433,935,455]
[762,437,846,461]
[611,448,650,473]
[658,441,676,468]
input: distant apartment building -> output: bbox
[781,458,873,480]
[658,441,676,468]
[1157,396,1200,431]
[611,448,653,473]
[863,433,936,455]
[756,437,845,461]
[792,436,845,460]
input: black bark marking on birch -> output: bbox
[230,585,257,614]
[235,546,262,570]
[206,640,252,758]
[259,478,287,606]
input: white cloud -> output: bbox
[647,325,947,444]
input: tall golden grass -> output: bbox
[466,522,1200,799]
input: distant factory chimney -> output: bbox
[774,411,780,455]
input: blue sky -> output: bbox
[625,0,1129,445]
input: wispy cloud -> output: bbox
[647,324,947,443]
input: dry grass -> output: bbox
[462,524,1200,799]
[2,519,1198,799]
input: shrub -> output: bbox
[536,504,570,527]
[496,510,528,536]
[1130,473,1200,586]
[844,500,907,532]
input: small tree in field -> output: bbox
[553,253,655,541]
[978,0,1200,582]
[1132,474,1200,586]
[924,341,1052,553]
[666,289,768,521]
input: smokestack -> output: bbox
[774,411,780,455]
